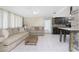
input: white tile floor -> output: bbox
[12,34,69,52]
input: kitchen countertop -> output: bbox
[58,27,79,31]
[53,24,66,28]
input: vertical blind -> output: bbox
[0,9,23,29]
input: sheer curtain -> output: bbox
[14,15,18,28]
[10,13,15,28]
[0,9,23,29]
[17,16,22,27]
[9,13,23,28]
[14,15,23,28]
[3,10,9,29]
[19,16,23,27]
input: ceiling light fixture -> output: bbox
[33,10,39,15]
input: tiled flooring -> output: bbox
[12,34,69,52]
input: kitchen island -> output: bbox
[58,27,79,52]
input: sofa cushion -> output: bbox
[2,32,28,46]
[12,28,19,34]
[8,28,19,36]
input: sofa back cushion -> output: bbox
[19,27,25,32]
[34,27,40,31]
[8,28,13,36]
[8,28,19,35]
[30,27,44,31]
[2,29,10,38]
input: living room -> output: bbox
[0,6,79,52]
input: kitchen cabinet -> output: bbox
[71,9,79,29]
[72,6,79,12]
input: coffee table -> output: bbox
[25,35,38,45]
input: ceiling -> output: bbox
[0,6,69,17]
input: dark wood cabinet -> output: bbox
[52,17,71,34]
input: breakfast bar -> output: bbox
[58,27,79,52]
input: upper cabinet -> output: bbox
[71,6,79,14]
[54,7,70,17]
[71,6,79,28]
[72,6,79,11]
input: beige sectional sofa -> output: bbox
[29,26,44,36]
[0,28,29,52]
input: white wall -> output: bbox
[24,16,44,27]
[24,16,53,33]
